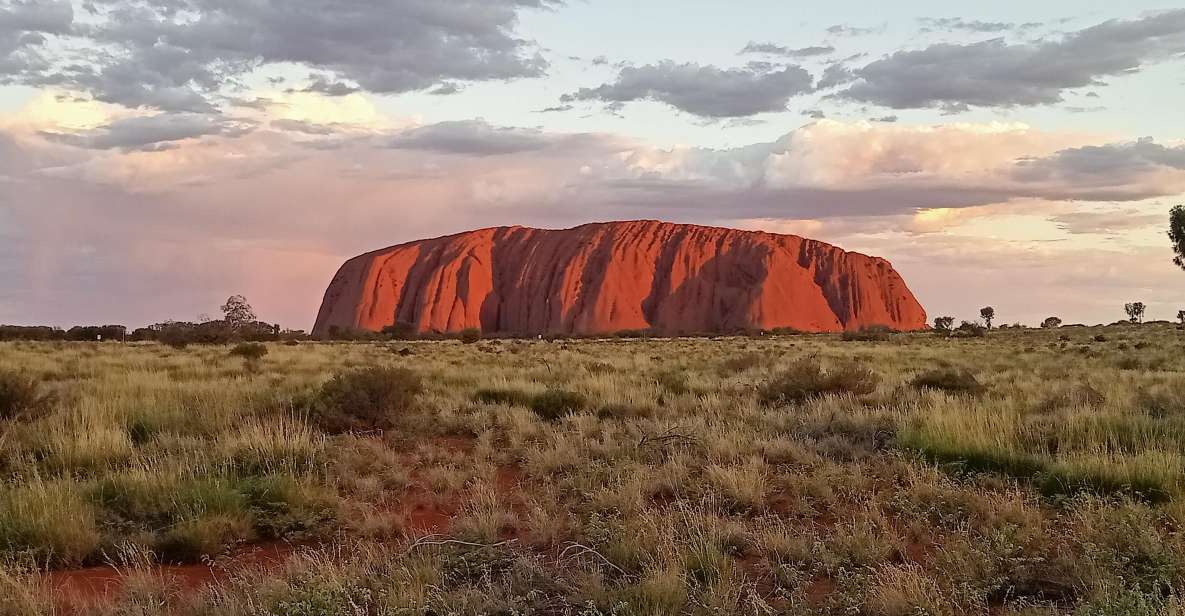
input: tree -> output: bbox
[1177,310,1185,325]
[1124,302,1146,324]
[1041,317,1062,329]
[1170,205,1185,271]
[933,316,955,331]
[979,306,995,329]
[221,295,257,329]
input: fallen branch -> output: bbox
[559,542,628,576]
[404,535,518,555]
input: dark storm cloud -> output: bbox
[739,42,835,57]
[562,61,814,118]
[839,9,1185,110]
[39,113,243,151]
[386,120,616,156]
[10,0,557,111]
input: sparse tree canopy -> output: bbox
[221,295,257,328]
[933,316,955,331]
[1171,205,1185,271]
[1041,317,1062,329]
[1178,310,1185,325]
[979,307,995,329]
[1124,302,1146,324]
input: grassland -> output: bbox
[1,323,1184,615]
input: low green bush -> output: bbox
[472,388,533,407]
[312,366,423,433]
[0,370,53,422]
[529,389,586,421]
[908,368,984,395]
[759,358,879,406]
[229,342,269,361]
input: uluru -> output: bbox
[313,221,927,336]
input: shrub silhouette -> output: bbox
[473,388,533,407]
[0,370,54,422]
[759,358,879,406]
[909,368,984,395]
[459,328,482,344]
[313,367,422,433]
[229,342,268,361]
[840,325,894,342]
[529,389,586,421]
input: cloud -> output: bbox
[386,119,618,156]
[1012,138,1185,200]
[740,42,835,57]
[562,61,814,118]
[0,0,73,78]
[826,24,885,37]
[4,117,1185,329]
[38,113,244,151]
[838,9,1185,109]
[917,17,1034,33]
[1048,207,1165,234]
[297,75,361,97]
[9,0,556,111]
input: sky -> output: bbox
[1,0,1184,330]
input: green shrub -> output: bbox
[0,370,53,422]
[459,328,482,344]
[312,366,423,433]
[596,402,655,421]
[529,389,586,421]
[759,358,879,406]
[717,352,765,375]
[952,321,986,338]
[154,514,253,564]
[229,342,269,361]
[908,368,984,395]
[472,388,533,407]
[841,325,894,342]
[0,481,100,567]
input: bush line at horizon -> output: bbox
[1,323,1185,613]
[7,306,1185,346]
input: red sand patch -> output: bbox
[805,575,837,604]
[44,542,297,613]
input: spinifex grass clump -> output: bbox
[909,368,984,395]
[759,357,879,406]
[0,370,53,422]
[229,342,268,361]
[528,389,586,421]
[313,366,422,433]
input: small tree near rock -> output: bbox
[221,295,257,329]
[933,316,955,331]
[1170,205,1184,272]
[1125,302,1146,324]
[979,306,995,329]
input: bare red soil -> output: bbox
[45,542,297,612]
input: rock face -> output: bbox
[313,221,927,336]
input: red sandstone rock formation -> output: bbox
[313,221,927,336]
